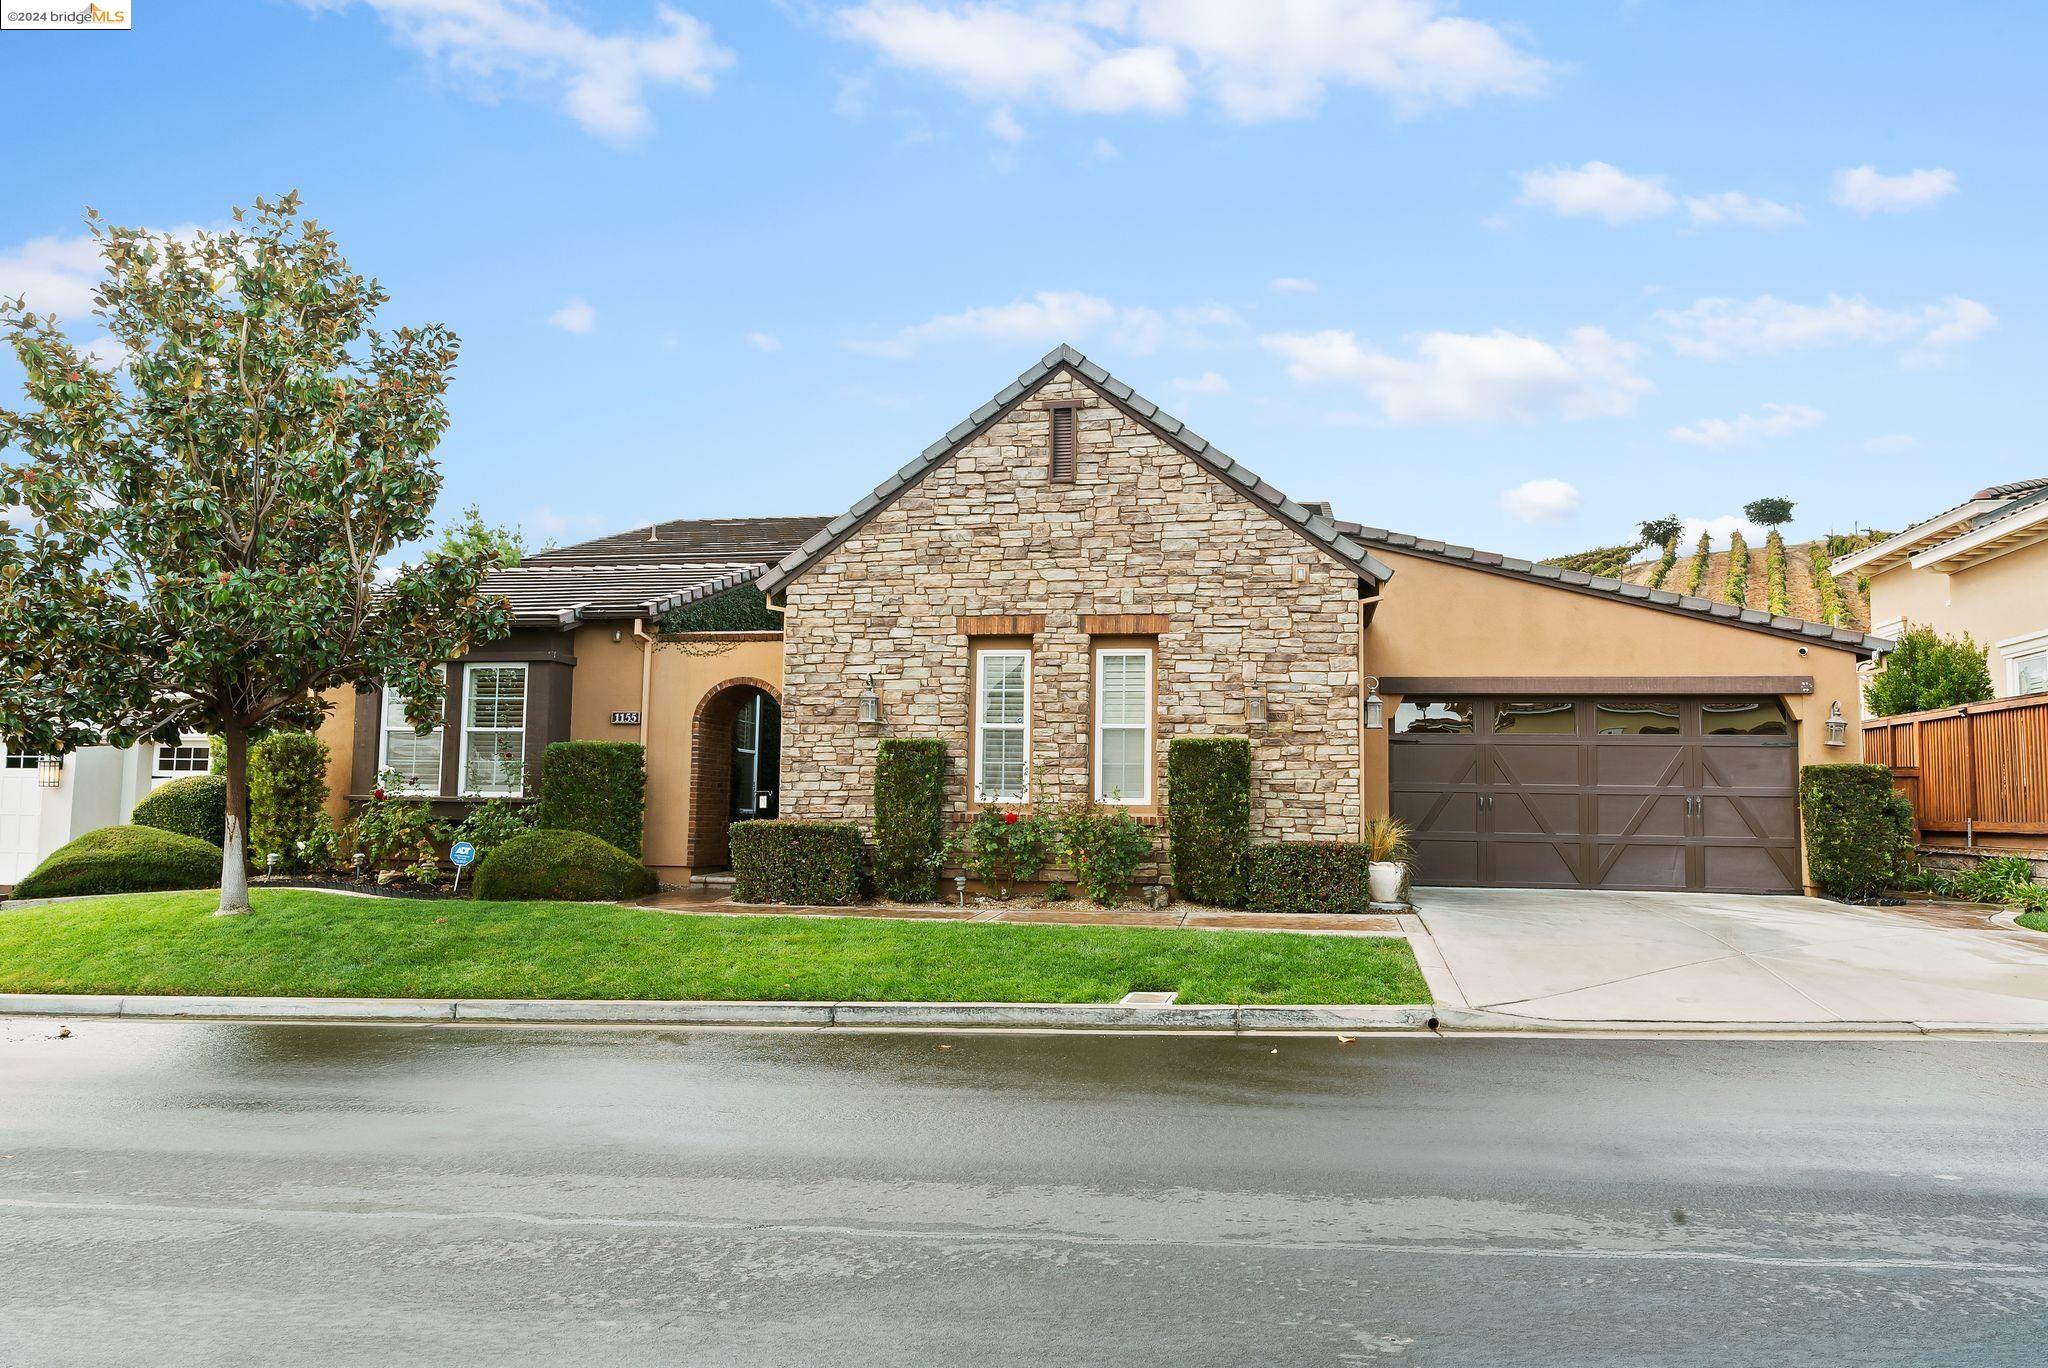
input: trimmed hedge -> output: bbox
[472,828,656,902]
[1246,842,1378,915]
[1167,738,1251,907]
[1799,764,1914,900]
[872,738,948,901]
[659,583,782,634]
[13,824,221,900]
[131,773,229,848]
[536,741,646,857]
[731,820,863,906]
[249,732,330,871]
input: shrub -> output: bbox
[1907,855,2048,913]
[1808,544,1846,624]
[1054,803,1155,905]
[1684,531,1711,596]
[1246,843,1378,915]
[535,741,645,857]
[659,582,782,634]
[1646,534,1678,590]
[953,807,1055,898]
[1361,815,1412,863]
[730,820,863,905]
[872,738,948,901]
[1166,737,1251,906]
[1541,543,1638,578]
[454,796,537,861]
[1724,530,1750,607]
[352,770,448,873]
[472,828,656,902]
[249,732,330,872]
[1799,764,1914,900]
[1764,531,1790,616]
[13,824,220,900]
[131,773,229,848]
[1863,625,1995,717]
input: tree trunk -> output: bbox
[215,721,252,916]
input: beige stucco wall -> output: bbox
[315,688,358,823]
[1866,541,2048,698]
[777,366,1365,842]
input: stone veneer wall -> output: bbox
[779,368,1363,843]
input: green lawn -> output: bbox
[2019,909,2048,934]
[0,890,1428,1005]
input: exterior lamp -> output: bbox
[1364,676,1384,730]
[1825,701,1848,747]
[857,674,881,726]
[954,874,967,907]
[36,754,62,789]
[265,852,280,876]
[1246,685,1268,726]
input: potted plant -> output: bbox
[1362,815,1412,906]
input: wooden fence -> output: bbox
[1861,695,2048,837]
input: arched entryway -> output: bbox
[688,678,781,870]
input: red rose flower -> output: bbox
[372,786,386,800]
[1003,810,1019,825]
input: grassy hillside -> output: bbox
[1615,536,1872,628]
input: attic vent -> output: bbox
[1049,405,1077,483]
[1301,500,1333,518]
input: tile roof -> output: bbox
[1332,522,1891,656]
[484,562,767,626]
[1833,475,2048,577]
[757,344,1397,596]
[526,516,832,566]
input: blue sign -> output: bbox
[449,840,477,868]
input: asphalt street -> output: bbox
[2,1021,2044,1366]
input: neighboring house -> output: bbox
[1833,478,2048,698]
[319,347,1885,896]
[0,734,213,887]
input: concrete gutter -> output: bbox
[0,993,1432,1033]
[1432,1005,2048,1038]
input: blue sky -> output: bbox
[2,1,2040,559]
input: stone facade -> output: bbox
[778,367,1365,842]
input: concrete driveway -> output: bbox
[1413,887,2048,1027]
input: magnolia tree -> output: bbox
[0,193,511,914]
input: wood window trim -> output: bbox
[1081,613,1169,636]
[969,637,1032,809]
[1090,635,1160,815]
[1046,401,1079,484]
[958,614,1045,638]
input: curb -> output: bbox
[0,993,1432,1033]
[1432,1006,2048,1038]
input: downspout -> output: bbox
[632,617,654,747]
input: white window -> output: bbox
[1998,630,2048,698]
[974,649,1030,804]
[379,676,446,795]
[153,735,212,777]
[1094,648,1153,804]
[460,663,528,797]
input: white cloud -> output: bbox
[1170,370,1230,395]
[834,0,1548,122]
[307,0,733,141]
[1685,191,1801,229]
[1655,292,1995,364]
[1680,514,1765,546]
[745,330,782,352]
[1086,135,1120,162]
[549,297,596,333]
[1499,478,1580,523]
[1261,324,1651,424]
[986,105,1027,142]
[1832,165,1956,215]
[1863,433,1917,455]
[851,290,1231,358]
[1669,402,1823,448]
[0,233,105,321]
[1269,276,1318,294]
[1518,161,1674,224]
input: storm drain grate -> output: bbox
[1119,991,1179,1006]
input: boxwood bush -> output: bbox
[1166,737,1251,907]
[249,731,330,872]
[731,820,863,906]
[872,738,948,901]
[131,773,229,848]
[1799,763,1914,899]
[535,741,645,857]
[13,824,221,900]
[472,828,656,902]
[1246,842,1379,915]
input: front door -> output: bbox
[729,693,781,822]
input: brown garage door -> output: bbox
[1389,697,1800,893]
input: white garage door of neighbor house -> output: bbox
[0,746,47,886]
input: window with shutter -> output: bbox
[460,663,528,797]
[974,648,1031,803]
[379,675,446,795]
[1093,647,1153,804]
[1049,405,1077,483]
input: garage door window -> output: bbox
[1701,699,1791,735]
[1495,701,1576,734]
[1596,701,1682,735]
[1395,700,1475,734]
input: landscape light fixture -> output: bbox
[36,754,62,789]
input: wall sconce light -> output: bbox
[857,673,882,726]
[1364,676,1384,730]
[1825,701,1848,747]
[36,754,62,789]
[1246,684,1268,726]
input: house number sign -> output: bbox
[611,711,641,726]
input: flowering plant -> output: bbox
[952,807,1054,898]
